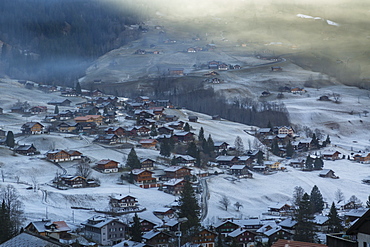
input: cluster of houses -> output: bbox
[6,197,370,247]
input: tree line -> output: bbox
[0,0,143,85]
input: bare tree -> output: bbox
[349,195,362,205]
[219,195,230,211]
[234,136,244,156]
[234,201,243,211]
[292,186,305,206]
[0,184,24,231]
[30,168,39,192]
[75,162,92,179]
[335,189,345,203]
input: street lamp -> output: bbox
[176,217,188,247]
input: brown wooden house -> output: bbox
[164,166,191,179]
[105,126,125,137]
[163,179,185,194]
[15,144,37,155]
[139,139,158,149]
[228,228,257,246]
[192,229,218,247]
[60,175,87,188]
[131,169,158,188]
[46,150,71,162]
[96,159,119,173]
[322,151,341,160]
[142,229,174,247]
[140,158,155,170]
[21,122,44,134]
[109,195,138,210]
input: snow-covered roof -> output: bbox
[313,215,329,225]
[142,230,160,240]
[164,166,189,172]
[263,226,283,237]
[228,228,249,237]
[163,178,184,186]
[319,169,333,176]
[230,165,246,170]
[279,218,297,228]
[216,156,237,162]
[112,240,147,247]
[0,232,63,247]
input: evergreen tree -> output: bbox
[267,120,273,129]
[271,139,280,156]
[0,199,14,244]
[305,155,314,170]
[126,148,140,169]
[178,181,200,240]
[256,151,264,165]
[366,195,370,208]
[327,202,343,233]
[198,127,205,144]
[206,134,215,155]
[187,141,198,158]
[325,135,331,145]
[171,156,178,166]
[310,185,324,214]
[311,133,319,149]
[286,140,294,157]
[75,82,82,95]
[131,213,142,242]
[5,131,15,148]
[160,138,171,157]
[216,233,223,247]
[103,107,108,115]
[169,135,175,153]
[313,157,324,170]
[294,193,316,242]
[150,124,157,137]
[184,122,190,132]
[54,105,59,114]
[293,186,305,207]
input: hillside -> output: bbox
[0,79,369,231]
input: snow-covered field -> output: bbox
[0,74,370,231]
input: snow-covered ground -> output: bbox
[0,74,370,231]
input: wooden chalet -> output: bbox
[172,131,194,143]
[192,229,218,247]
[59,175,87,188]
[21,122,44,134]
[218,63,229,70]
[142,229,174,247]
[268,203,293,216]
[164,166,191,179]
[188,116,198,122]
[134,110,155,119]
[139,139,158,149]
[136,126,151,135]
[46,150,71,162]
[130,169,158,188]
[271,66,282,72]
[291,87,306,94]
[47,99,71,106]
[57,121,78,133]
[229,165,253,178]
[228,228,257,246]
[30,106,47,114]
[163,178,185,194]
[174,155,196,166]
[263,226,293,243]
[213,141,229,154]
[14,144,37,155]
[138,118,156,126]
[208,60,220,69]
[215,156,239,167]
[109,195,138,210]
[105,126,126,137]
[353,153,370,163]
[322,151,341,160]
[75,122,98,135]
[214,220,241,236]
[167,121,184,130]
[168,68,184,76]
[96,159,119,173]
[25,220,71,240]
[74,115,104,125]
[140,219,157,232]
[95,134,119,144]
[157,126,174,135]
[140,158,155,170]
[319,169,338,179]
